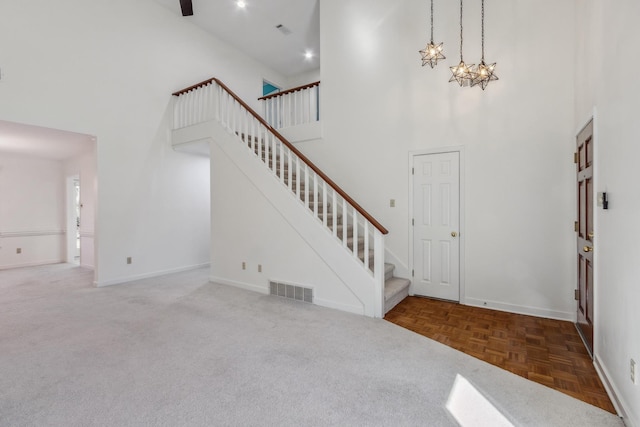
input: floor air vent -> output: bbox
[269,281,313,303]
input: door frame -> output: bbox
[408,146,465,301]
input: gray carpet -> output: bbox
[0,264,623,427]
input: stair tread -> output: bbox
[384,277,411,300]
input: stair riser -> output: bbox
[384,286,409,314]
[358,251,375,266]
[298,193,319,203]
[326,221,353,236]
[317,213,343,226]
[307,203,328,211]
[346,239,366,252]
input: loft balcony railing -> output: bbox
[258,81,320,129]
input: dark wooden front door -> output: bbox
[576,119,594,356]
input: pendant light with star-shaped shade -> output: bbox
[471,0,499,90]
[449,0,474,86]
[419,0,446,68]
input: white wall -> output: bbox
[575,1,640,424]
[286,68,321,88]
[306,0,577,319]
[0,152,65,268]
[0,0,286,285]
[64,145,97,268]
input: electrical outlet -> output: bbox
[126,257,132,265]
[16,248,21,254]
[631,359,637,385]
[390,199,395,207]
[242,261,246,270]
[258,264,262,273]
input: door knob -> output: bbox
[583,246,593,253]
[451,231,458,237]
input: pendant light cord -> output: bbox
[459,0,464,61]
[481,0,485,61]
[430,0,434,43]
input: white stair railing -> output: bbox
[259,81,320,129]
[172,78,387,317]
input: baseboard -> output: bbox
[314,298,364,316]
[95,263,210,287]
[0,259,63,270]
[209,276,269,295]
[594,356,635,426]
[464,297,574,322]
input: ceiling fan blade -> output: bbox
[180,0,193,16]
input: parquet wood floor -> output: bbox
[385,296,616,414]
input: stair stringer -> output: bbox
[172,121,216,155]
[178,121,380,317]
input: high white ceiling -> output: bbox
[0,1,319,160]
[154,0,320,77]
[0,121,94,161]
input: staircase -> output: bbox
[241,133,410,314]
[171,78,410,316]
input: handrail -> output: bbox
[258,81,320,101]
[172,77,217,97]
[172,78,388,235]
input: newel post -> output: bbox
[373,230,385,318]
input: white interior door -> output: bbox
[412,152,460,301]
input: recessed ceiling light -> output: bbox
[236,1,246,8]
[304,51,314,60]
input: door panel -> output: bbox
[576,120,594,355]
[422,186,432,225]
[413,152,460,301]
[440,241,451,284]
[422,240,432,282]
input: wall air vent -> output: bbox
[275,24,292,36]
[269,280,313,303]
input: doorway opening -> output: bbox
[66,175,81,265]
